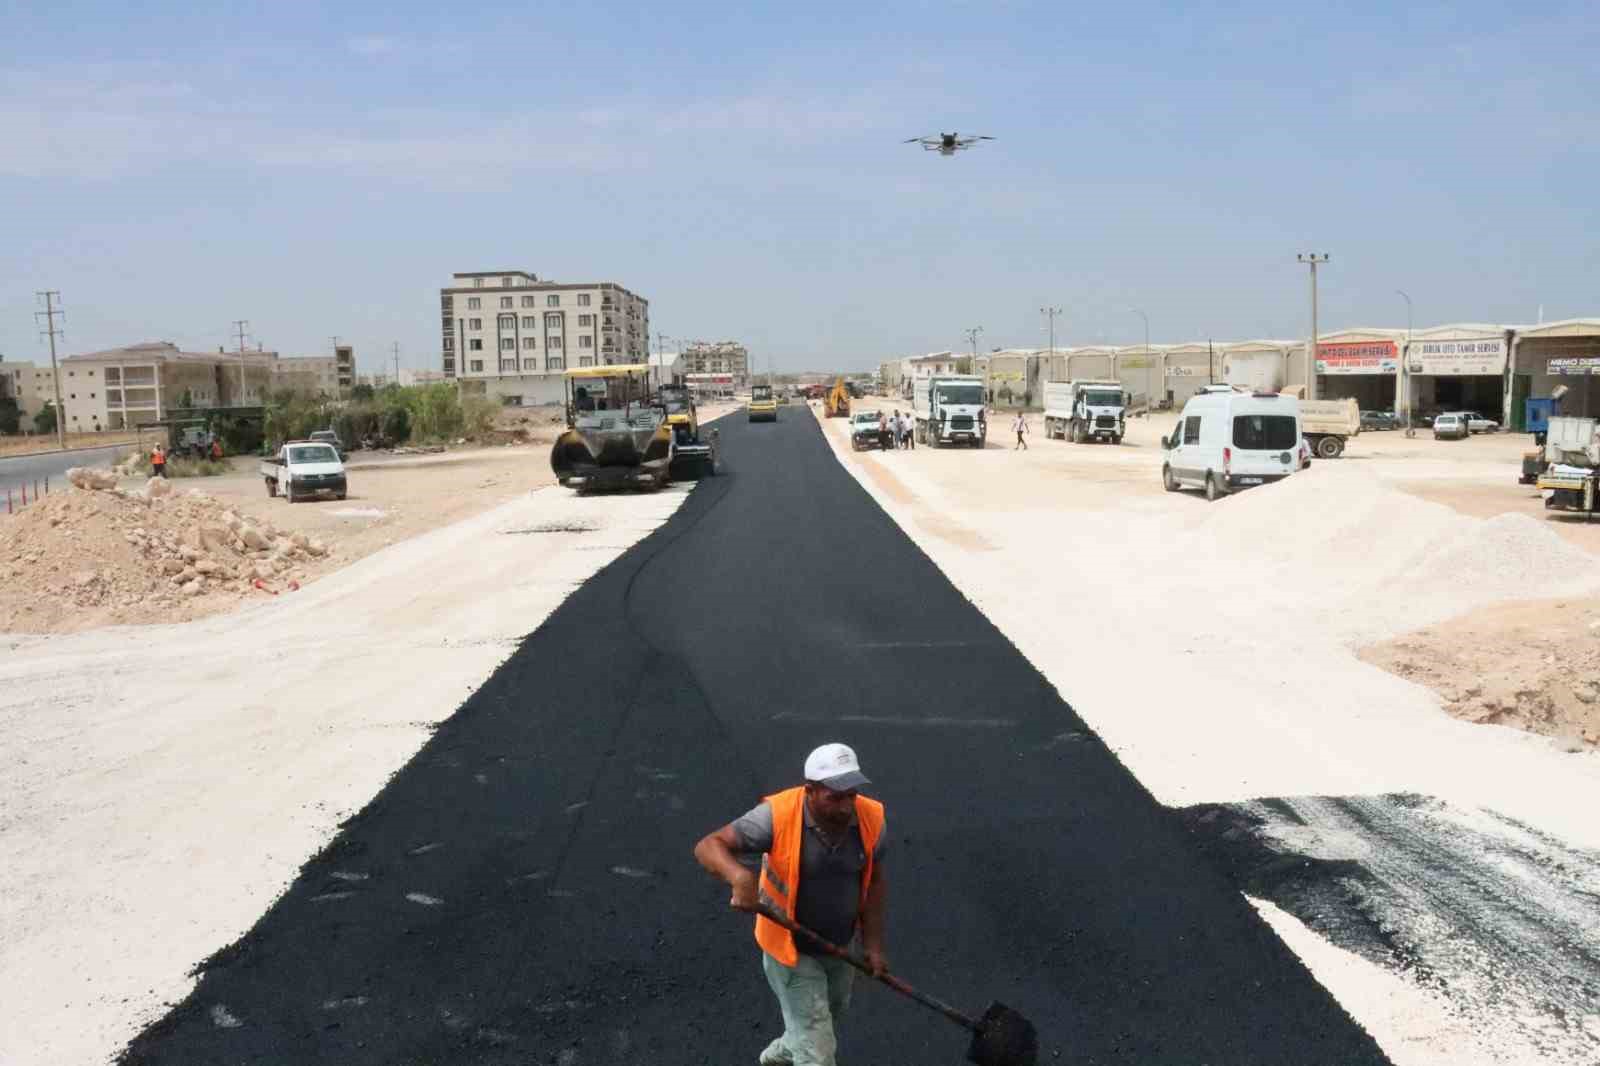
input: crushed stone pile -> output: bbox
[0,471,331,633]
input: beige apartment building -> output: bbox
[1,361,59,421]
[681,341,750,387]
[440,270,649,405]
[55,341,352,431]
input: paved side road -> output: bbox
[0,442,124,495]
[121,410,1389,1064]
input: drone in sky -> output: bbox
[904,132,994,156]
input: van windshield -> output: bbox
[1232,415,1297,450]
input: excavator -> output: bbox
[551,365,717,491]
[824,377,852,418]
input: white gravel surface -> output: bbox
[818,410,1600,1065]
[0,485,691,1066]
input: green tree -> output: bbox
[0,397,19,435]
[350,383,375,401]
[33,405,57,435]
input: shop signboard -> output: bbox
[1406,338,1507,376]
[1316,340,1397,375]
[1548,355,1600,376]
[1120,356,1156,369]
[1167,365,1210,377]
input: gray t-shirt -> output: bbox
[731,798,887,955]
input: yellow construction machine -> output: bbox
[551,365,678,491]
[748,383,779,423]
[824,377,851,418]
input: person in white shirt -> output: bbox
[1013,412,1028,450]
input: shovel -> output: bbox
[756,905,1038,1066]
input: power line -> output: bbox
[34,291,67,449]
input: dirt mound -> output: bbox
[1361,598,1600,749]
[0,482,331,633]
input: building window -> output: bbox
[502,277,514,287]
[578,314,592,326]
[467,297,481,309]
[470,360,484,371]
[469,318,482,330]
[521,316,537,328]
[547,357,565,371]
[469,339,483,351]
[443,337,454,351]
[523,337,536,349]
[580,355,596,367]
[580,336,593,348]
[548,336,563,348]
[498,314,515,329]
[547,294,560,306]
[500,296,513,308]
[523,358,537,370]
[500,338,515,350]
[578,294,591,306]
[473,278,483,288]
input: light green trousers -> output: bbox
[760,951,856,1066]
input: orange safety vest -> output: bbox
[754,785,884,967]
[151,449,165,466]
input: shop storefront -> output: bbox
[1161,343,1220,408]
[1402,327,1508,425]
[1509,320,1600,426]
[1315,331,1402,410]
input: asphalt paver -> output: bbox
[122,408,1391,1065]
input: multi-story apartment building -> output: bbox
[0,361,59,422]
[681,341,751,387]
[55,341,350,431]
[439,270,649,405]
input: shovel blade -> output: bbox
[967,1002,1038,1066]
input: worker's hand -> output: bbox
[863,945,889,978]
[728,868,759,913]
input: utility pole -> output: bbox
[1130,308,1151,407]
[963,326,983,370]
[1395,290,1412,422]
[1039,307,1061,362]
[34,291,67,449]
[392,342,401,386]
[233,319,250,404]
[1297,254,1329,401]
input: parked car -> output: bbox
[308,428,348,459]
[1360,410,1398,431]
[849,412,890,451]
[1432,413,1468,440]
[1456,411,1500,434]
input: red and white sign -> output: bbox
[685,373,735,384]
[1316,340,1397,375]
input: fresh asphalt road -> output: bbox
[122,410,1389,1065]
[0,442,123,494]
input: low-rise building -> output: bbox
[682,341,750,388]
[441,270,650,407]
[1,361,59,422]
[57,342,279,432]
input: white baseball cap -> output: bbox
[804,743,870,792]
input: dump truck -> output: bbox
[748,383,778,423]
[551,364,681,491]
[1293,395,1361,458]
[914,374,987,447]
[824,378,851,418]
[1042,380,1126,444]
[1535,415,1599,515]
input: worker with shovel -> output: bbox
[695,743,887,1066]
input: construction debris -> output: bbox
[0,476,332,633]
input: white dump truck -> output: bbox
[1042,380,1127,444]
[913,374,988,448]
[1294,396,1361,458]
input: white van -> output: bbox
[1160,387,1305,501]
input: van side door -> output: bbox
[1172,414,1203,480]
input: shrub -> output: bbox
[381,404,412,443]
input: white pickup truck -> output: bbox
[260,441,348,502]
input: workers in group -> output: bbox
[150,444,167,477]
[694,743,887,1066]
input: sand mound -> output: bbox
[0,483,331,633]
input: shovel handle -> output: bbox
[755,905,978,1032]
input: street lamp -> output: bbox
[1297,254,1329,401]
[1395,289,1412,424]
[1130,308,1150,408]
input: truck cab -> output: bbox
[748,383,778,423]
[261,441,347,502]
[1044,380,1126,444]
[914,374,987,448]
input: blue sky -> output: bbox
[2,1,1597,373]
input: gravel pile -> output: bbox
[0,472,331,633]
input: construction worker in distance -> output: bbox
[209,437,224,462]
[150,443,167,478]
[694,743,887,1066]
